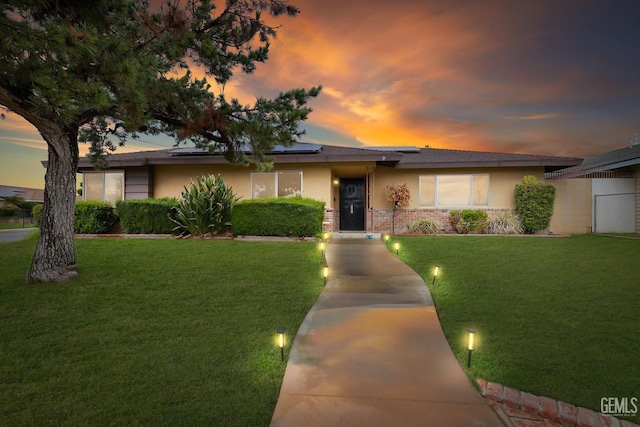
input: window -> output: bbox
[419,174,489,207]
[83,171,124,204]
[251,171,302,199]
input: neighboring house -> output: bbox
[69,142,583,234]
[546,139,640,234]
[0,185,45,205]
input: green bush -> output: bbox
[0,207,17,217]
[449,209,488,234]
[232,197,325,237]
[485,211,524,235]
[514,175,556,233]
[406,218,441,235]
[171,174,238,236]
[33,204,43,226]
[116,198,178,234]
[74,201,118,234]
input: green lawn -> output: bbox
[395,235,640,423]
[0,237,324,426]
[0,222,35,229]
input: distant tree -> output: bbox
[1,196,37,212]
[0,0,320,282]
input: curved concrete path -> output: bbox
[270,239,503,427]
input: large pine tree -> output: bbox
[0,0,320,282]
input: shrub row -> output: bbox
[232,197,325,237]
[406,211,524,235]
[34,200,175,234]
[116,199,178,234]
[33,196,325,237]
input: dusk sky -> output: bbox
[2,0,639,188]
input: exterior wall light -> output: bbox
[333,178,339,185]
[277,326,286,361]
[432,264,440,285]
[394,242,399,255]
[323,265,329,285]
[467,328,476,367]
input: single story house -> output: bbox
[0,185,45,205]
[70,142,586,234]
[546,139,640,234]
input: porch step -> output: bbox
[331,231,382,240]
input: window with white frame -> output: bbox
[251,171,302,199]
[83,171,124,204]
[419,174,489,207]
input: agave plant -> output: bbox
[171,174,239,237]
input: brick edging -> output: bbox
[476,378,639,427]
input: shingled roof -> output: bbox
[72,142,582,170]
[546,144,640,179]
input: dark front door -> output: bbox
[340,178,365,231]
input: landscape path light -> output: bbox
[323,232,329,242]
[432,264,440,285]
[277,326,286,361]
[467,328,476,368]
[323,265,329,285]
[384,234,390,245]
[394,242,399,255]
[319,241,326,258]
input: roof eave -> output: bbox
[394,159,582,169]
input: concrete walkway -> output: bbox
[270,239,503,427]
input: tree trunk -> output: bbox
[26,125,79,283]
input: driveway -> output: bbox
[0,228,37,243]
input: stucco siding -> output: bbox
[635,166,640,233]
[371,167,544,209]
[547,178,592,234]
[154,163,333,205]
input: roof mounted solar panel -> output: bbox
[360,146,421,153]
[167,142,322,156]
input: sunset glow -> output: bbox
[2,0,639,188]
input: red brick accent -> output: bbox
[521,392,541,414]
[578,407,604,427]
[503,406,542,421]
[512,419,547,427]
[485,381,503,402]
[476,378,488,395]
[493,406,514,426]
[539,396,561,422]
[372,207,516,234]
[558,401,579,426]
[503,386,521,408]
[599,415,622,427]
[477,380,639,427]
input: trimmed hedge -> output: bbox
[116,198,178,234]
[34,202,117,233]
[33,204,43,226]
[232,197,325,237]
[514,175,556,233]
[0,207,17,217]
[74,201,118,234]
